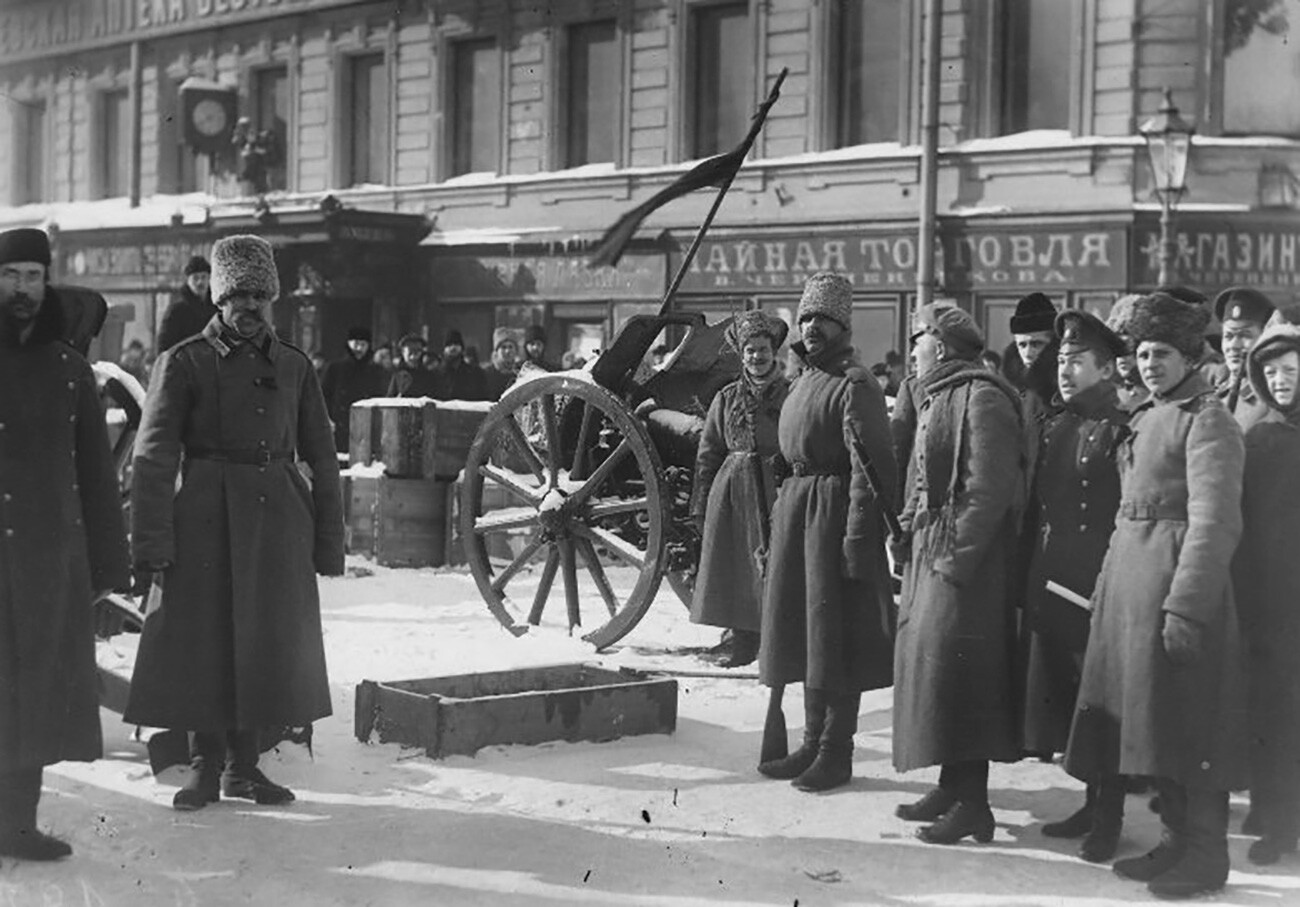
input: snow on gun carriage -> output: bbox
[459,310,743,650]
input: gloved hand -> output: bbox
[1162,612,1203,667]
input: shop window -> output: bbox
[253,66,289,191]
[850,301,902,375]
[450,38,501,176]
[345,53,388,187]
[688,2,752,158]
[833,0,903,146]
[1222,0,1300,136]
[98,89,131,199]
[998,0,1070,133]
[13,100,45,204]
[564,20,620,167]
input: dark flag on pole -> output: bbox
[587,68,789,271]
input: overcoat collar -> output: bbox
[791,330,855,376]
[202,314,278,362]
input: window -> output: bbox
[14,100,45,204]
[253,67,289,191]
[689,3,752,158]
[835,0,903,146]
[564,20,619,166]
[998,0,1070,133]
[346,54,388,186]
[1223,0,1300,135]
[450,38,501,176]
[99,89,131,198]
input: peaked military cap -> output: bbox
[1213,286,1275,327]
[1056,309,1127,361]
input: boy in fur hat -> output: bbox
[757,273,897,792]
[1066,291,1247,898]
[126,234,344,812]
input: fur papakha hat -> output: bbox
[1126,292,1211,360]
[210,235,279,305]
[728,310,789,351]
[796,272,853,330]
[1105,294,1143,338]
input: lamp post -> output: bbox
[1138,87,1196,287]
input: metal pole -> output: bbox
[915,0,943,312]
[1157,191,1174,286]
[128,40,143,208]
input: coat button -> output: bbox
[256,407,266,415]
[1079,524,1087,531]
[67,380,75,390]
[258,495,267,503]
[4,529,12,537]
[1,493,8,502]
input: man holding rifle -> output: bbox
[756,272,897,793]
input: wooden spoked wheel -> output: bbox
[461,374,670,650]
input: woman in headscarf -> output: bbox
[690,310,790,668]
[1234,319,1300,865]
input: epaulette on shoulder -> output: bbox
[844,365,872,384]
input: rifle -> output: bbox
[751,449,787,764]
[1226,365,1245,413]
[846,422,904,540]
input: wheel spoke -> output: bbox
[560,539,581,631]
[527,546,560,625]
[586,495,650,520]
[573,524,646,569]
[541,394,561,483]
[474,506,540,534]
[575,536,620,617]
[571,401,598,479]
[490,535,546,595]
[480,463,543,504]
[569,438,632,506]
[502,415,546,484]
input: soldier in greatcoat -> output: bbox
[125,235,344,811]
[0,227,130,860]
[757,273,897,792]
[689,310,790,668]
[1212,286,1274,431]
[1065,292,1248,899]
[1233,321,1300,865]
[1020,311,1129,862]
[892,304,1026,845]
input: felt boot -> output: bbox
[1147,788,1230,900]
[1043,785,1095,839]
[1079,777,1125,863]
[759,689,825,780]
[1114,780,1186,882]
[792,692,859,792]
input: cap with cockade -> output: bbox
[1213,286,1275,327]
[1056,309,1127,361]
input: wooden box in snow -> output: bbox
[374,476,451,568]
[349,398,491,479]
[354,664,677,758]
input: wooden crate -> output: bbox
[348,399,491,480]
[354,664,677,759]
[374,476,450,568]
[342,473,380,557]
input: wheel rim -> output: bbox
[461,374,669,650]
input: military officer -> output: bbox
[1212,286,1274,431]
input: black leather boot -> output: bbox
[1043,784,1095,839]
[716,630,759,668]
[173,732,223,811]
[1114,779,1186,882]
[0,767,71,861]
[221,729,295,805]
[759,689,825,780]
[792,692,859,792]
[896,787,957,822]
[917,801,996,845]
[1079,777,1125,863]
[1148,788,1230,899]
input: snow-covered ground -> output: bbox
[4,559,1297,906]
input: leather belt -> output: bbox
[790,460,850,478]
[187,447,292,467]
[1117,500,1186,521]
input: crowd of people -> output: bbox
[1,221,1297,901]
[687,273,1300,899]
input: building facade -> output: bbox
[3,0,1300,367]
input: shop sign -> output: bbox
[941,227,1126,290]
[0,0,357,59]
[433,254,665,301]
[1133,218,1300,291]
[60,239,210,281]
[675,233,918,292]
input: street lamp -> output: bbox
[1139,87,1196,286]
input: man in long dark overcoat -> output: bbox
[757,272,897,793]
[321,325,388,451]
[893,303,1026,845]
[0,227,130,860]
[125,234,344,811]
[156,255,216,352]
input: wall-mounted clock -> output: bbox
[179,77,236,155]
[191,98,229,137]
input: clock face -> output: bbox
[192,98,228,136]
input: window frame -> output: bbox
[10,92,51,205]
[554,17,625,170]
[96,86,132,200]
[439,34,505,179]
[334,50,391,188]
[248,64,291,192]
[674,0,761,162]
[816,0,914,150]
[1206,0,1300,138]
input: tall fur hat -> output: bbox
[0,227,51,267]
[209,235,279,305]
[727,310,789,351]
[492,327,519,350]
[1126,292,1211,360]
[796,272,853,330]
[1009,291,1058,334]
[1105,293,1142,339]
